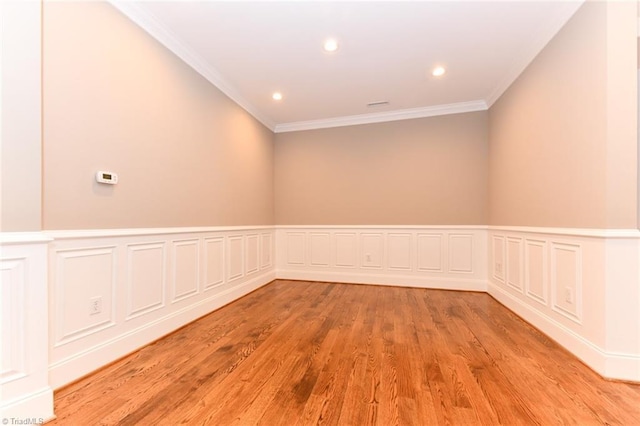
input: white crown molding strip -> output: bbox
[108,1,589,133]
[488,226,640,239]
[485,0,584,107]
[107,1,276,132]
[274,101,488,133]
[276,225,488,230]
[44,225,274,240]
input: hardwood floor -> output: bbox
[50,280,640,425]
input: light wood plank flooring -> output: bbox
[50,280,640,425]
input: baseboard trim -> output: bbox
[49,271,276,389]
[488,281,640,382]
[0,386,54,423]
[13,224,639,401]
[603,352,640,382]
[277,269,487,292]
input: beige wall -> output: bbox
[1,1,42,231]
[274,112,488,225]
[42,2,274,230]
[26,1,640,230]
[489,1,638,228]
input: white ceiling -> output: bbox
[110,1,584,132]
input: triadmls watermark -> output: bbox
[2,418,45,425]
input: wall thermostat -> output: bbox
[96,171,118,184]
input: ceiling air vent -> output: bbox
[366,101,389,108]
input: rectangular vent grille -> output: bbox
[367,101,389,107]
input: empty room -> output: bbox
[2,0,640,424]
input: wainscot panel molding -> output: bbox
[46,227,276,389]
[0,233,55,422]
[488,227,640,382]
[4,223,639,421]
[276,226,488,291]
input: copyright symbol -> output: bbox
[3,418,8,425]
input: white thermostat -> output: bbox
[96,171,118,184]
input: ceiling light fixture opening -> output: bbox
[432,66,446,77]
[272,92,283,101]
[323,38,339,52]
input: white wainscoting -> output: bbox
[4,222,639,418]
[276,226,488,291]
[46,227,275,389]
[488,227,640,382]
[0,233,54,422]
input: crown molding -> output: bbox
[274,100,488,133]
[276,225,488,230]
[108,1,276,131]
[109,1,584,133]
[485,0,584,107]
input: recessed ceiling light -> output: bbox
[272,92,283,101]
[432,66,446,77]
[323,38,339,52]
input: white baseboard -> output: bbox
[604,352,640,382]
[276,226,488,293]
[277,225,640,382]
[47,227,276,389]
[0,236,53,422]
[278,269,486,292]
[488,282,608,373]
[4,223,639,423]
[489,281,640,381]
[49,271,275,388]
[488,228,640,382]
[0,387,54,423]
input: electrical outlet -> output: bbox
[90,296,102,315]
[366,253,372,262]
[495,263,502,274]
[564,288,573,304]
